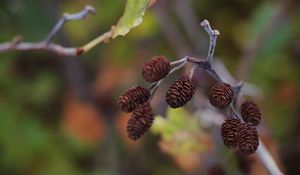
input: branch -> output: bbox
[256,140,284,175]
[0,5,110,56]
[44,5,96,44]
[195,19,284,175]
[200,20,220,64]
[163,19,284,175]
[197,106,283,175]
[186,56,224,82]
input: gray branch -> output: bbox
[0,5,96,56]
[44,5,96,44]
[197,19,283,175]
[186,56,223,82]
[200,20,220,64]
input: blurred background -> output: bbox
[0,0,300,174]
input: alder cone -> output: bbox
[241,101,261,126]
[237,123,259,155]
[221,118,241,148]
[127,103,154,140]
[209,82,234,108]
[166,76,197,108]
[142,55,171,82]
[118,85,150,113]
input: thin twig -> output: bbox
[149,59,188,98]
[229,104,243,120]
[200,19,220,64]
[0,41,79,56]
[170,57,187,66]
[0,5,99,56]
[233,81,244,107]
[189,64,198,79]
[44,5,96,44]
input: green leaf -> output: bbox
[112,0,150,38]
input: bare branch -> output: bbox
[0,41,79,56]
[170,57,187,66]
[232,81,244,107]
[201,19,220,64]
[190,20,283,175]
[44,5,96,44]
[0,5,96,56]
[257,141,284,175]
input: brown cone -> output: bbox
[209,82,234,108]
[166,76,197,108]
[221,118,241,148]
[237,123,259,155]
[142,55,171,82]
[127,103,154,140]
[118,85,150,113]
[241,101,261,126]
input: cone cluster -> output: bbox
[118,86,153,140]
[221,118,259,155]
[119,55,174,140]
[118,55,263,148]
[166,76,197,108]
[219,100,262,155]
[142,55,171,82]
[209,82,234,108]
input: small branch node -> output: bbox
[200,19,219,64]
[85,5,96,14]
[213,30,220,36]
[200,19,210,28]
